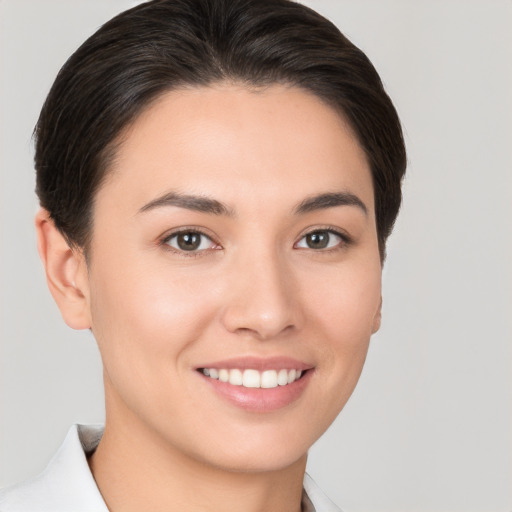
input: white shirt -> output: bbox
[0,425,342,512]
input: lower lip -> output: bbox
[199,370,313,412]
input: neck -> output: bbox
[89,394,307,512]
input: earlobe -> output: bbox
[372,296,382,334]
[35,209,91,330]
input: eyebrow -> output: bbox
[294,192,368,216]
[138,191,234,216]
[138,190,367,217]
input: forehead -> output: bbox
[99,83,373,215]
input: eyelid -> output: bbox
[158,225,351,255]
[294,226,352,250]
[159,227,221,256]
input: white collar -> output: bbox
[0,424,341,512]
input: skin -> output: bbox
[36,84,382,512]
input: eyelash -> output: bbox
[159,226,351,257]
[160,228,220,258]
[294,226,352,252]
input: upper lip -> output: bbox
[195,356,313,372]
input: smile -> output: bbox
[200,368,303,388]
[196,357,313,412]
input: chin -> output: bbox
[203,445,309,474]
[179,422,317,474]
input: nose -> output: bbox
[220,249,303,340]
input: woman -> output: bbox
[0,0,405,510]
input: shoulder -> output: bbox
[0,471,60,512]
[0,425,107,512]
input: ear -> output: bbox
[371,296,382,334]
[35,209,91,330]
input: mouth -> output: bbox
[195,359,313,412]
[198,367,304,388]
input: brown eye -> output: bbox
[295,230,344,250]
[306,231,329,249]
[165,231,214,252]
[177,232,201,250]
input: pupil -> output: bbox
[177,232,200,251]
[307,231,329,249]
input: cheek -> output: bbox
[87,256,219,380]
[302,257,381,397]
[87,257,227,433]
[306,260,381,344]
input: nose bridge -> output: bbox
[221,243,300,339]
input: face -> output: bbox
[82,84,382,472]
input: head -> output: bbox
[34,0,406,473]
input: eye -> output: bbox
[164,230,217,253]
[295,229,345,250]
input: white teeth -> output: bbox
[202,367,303,388]
[243,369,261,388]
[229,369,243,386]
[277,369,288,386]
[261,370,278,388]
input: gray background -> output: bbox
[1,1,511,511]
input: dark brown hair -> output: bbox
[34,0,406,259]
